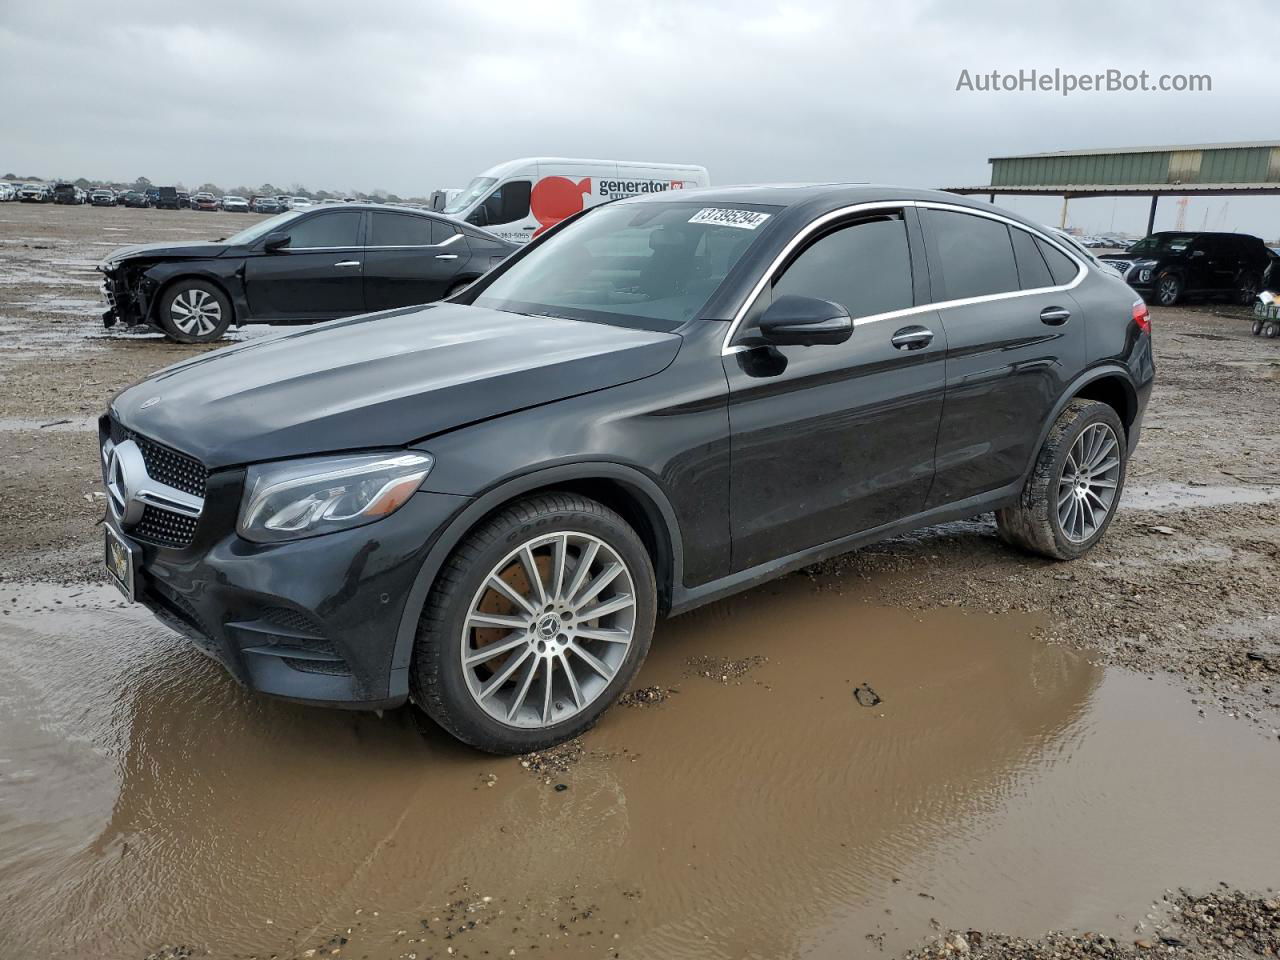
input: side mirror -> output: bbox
[263,232,291,252]
[758,295,852,346]
[468,206,489,227]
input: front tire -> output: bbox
[157,279,232,343]
[1153,271,1183,306]
[996,399,1127,560]
[410,493,657,754]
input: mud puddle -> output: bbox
[1,577,1278,959]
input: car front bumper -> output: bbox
[115,481,469,710]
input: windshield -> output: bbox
[224,209,307,245]
[443,176,497,214]
[1127,233,1195,256]
[474,201,779,331]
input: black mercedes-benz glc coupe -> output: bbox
[100,184,1153,753]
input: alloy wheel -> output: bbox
[460,532,637,729]
[170,288,222,337]
[1157,277,1179,305]
[1057,422,1121,543]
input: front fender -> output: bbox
[140,260,248,327]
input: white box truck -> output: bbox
[441,157,711,244]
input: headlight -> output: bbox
[238,451,434,544]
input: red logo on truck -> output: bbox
[530,176,592,236]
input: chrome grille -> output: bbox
[105,418,207,548]
[109,419,207,497]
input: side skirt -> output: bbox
[666,481,1021,617]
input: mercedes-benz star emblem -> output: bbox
[104,439,148,527]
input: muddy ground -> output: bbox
[0,202,1278,959]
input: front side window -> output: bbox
[286,210,362,248]
[475,201,776,330]
[471,180,532,227]
[770,214,913,321]
[926,209,1019,300]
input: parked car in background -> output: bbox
[19,183,53,202]
[289,197,312,209]
[442,156,711,244]
[153,186,182,210]
[53,182,85,204]
[191,193,220,211]
[121,190,151,208]
[252,196,284,213]
[91,189,117,206]
[98,203,516,342]
[97,184,1152,752]
[1099,231,1272,306]
[0,182,16,201]
[221,196,250,212]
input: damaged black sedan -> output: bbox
[99,204,516,342]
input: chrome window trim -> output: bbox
[719,199,1087,356]
[363,231,463,251]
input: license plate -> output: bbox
[104,525,136,601]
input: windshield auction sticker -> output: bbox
[688,208,772,229]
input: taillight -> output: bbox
[1132,299,1150,334]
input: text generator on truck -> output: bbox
[442,157,710,244]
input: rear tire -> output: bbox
[1237,272,1260,305]
[1253,319,1264,336]
[410,493,657,754]
[157,279,232,343]
[444,279,472,299]
[996,399,1127,561]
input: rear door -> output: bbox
[725,207,946,570]
[244,208,366,320]
[363,211,465,311]
[922,207,1086,507]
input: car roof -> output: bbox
[610,183,1059,234]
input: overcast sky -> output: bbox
[3,0,1279,238]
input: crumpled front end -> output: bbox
[100,262,158,329]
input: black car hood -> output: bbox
[111,304,682,468]
[104,240,230,263]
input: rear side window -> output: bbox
[287,210,362,248]
[1035,237,1080,286]
[369,212,435,246]
[926,210,1019,300]
[1010,227,1055,290]
[772,215,914,320]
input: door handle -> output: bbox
[434,254,459,260]
[333,260,361,267]
[890,325,934,350]
[1040,306,1071,325]
[522,226,536,231]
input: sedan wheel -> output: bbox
[157,280,233,343]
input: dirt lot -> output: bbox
[0,202,1278,959]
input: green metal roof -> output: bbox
[947,141,1280,195]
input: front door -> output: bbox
[724,209,946,571]
[363,211,465,311]
[920,207,1086,506]
[244,208,366,320]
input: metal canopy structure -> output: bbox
[945,141,1280,233]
